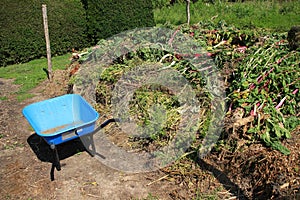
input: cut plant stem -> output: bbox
[275,96,287,110]
[249,67,274,90]
[146,174,169,186]
[292,89,298,95]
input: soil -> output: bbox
[0,71,232,200]
[0,67,299,200]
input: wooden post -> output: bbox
[42,4,53,81]
[186,0,190,25]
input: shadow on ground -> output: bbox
[27,133,87,163]
[198,159,249,200]
[27,134,88,180]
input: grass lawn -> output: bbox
[154,1,300,32]
[0,54,71,101]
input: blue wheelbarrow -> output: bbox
[23,94,117,180]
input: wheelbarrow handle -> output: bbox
[93,118,120,134]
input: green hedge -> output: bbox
[0,0,155,67]
[83,0,155,45]
[0,0,87,67]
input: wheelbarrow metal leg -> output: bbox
[50,144,61,171]
[50,163,55,181]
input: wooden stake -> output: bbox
[186,0,190,25]
[42,4,53,81]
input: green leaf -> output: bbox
[270,140,290,155]
[285,116,300,131]
[274,125,282,138]
[261,131,271,144]
[248,127,258,134]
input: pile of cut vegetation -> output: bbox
[70,22,299,199]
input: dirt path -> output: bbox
[0,67,244,200]
[0,76,183,200]
[2,70,298,199]
[2,73,231,200]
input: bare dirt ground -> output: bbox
[0,71,235,200]
[0,68,299,200]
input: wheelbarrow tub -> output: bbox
[23,94,99,145]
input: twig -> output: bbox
[87,194,102,198]
[33,178,49,184]
[275,96,286,110]
[179,150,196,160]
[286,78,300,87]
[168,27,181,46]
[225,197,237,200]
[28,184,38,188]
[213,40,227,48]
[146,174,169,186]
[158,61,177,71]
[198,65,214,72]
[159,54,173,63]
[217,190,231,195]
[249,67,274,90]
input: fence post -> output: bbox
[42,4,53,81]
[186,0,190,25]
